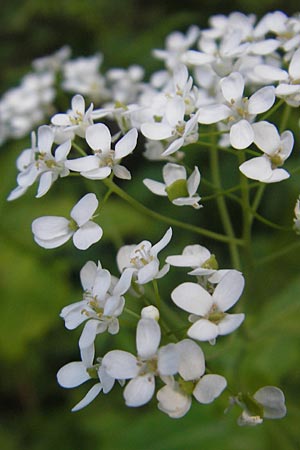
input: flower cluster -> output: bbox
[6,9,297,426]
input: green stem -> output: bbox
[102,178,244,246]
[72,141,87,156]
[210,134,241,269]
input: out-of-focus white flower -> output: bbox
[116,228,172,284]
[143,163,201,209]
[102,317,179,407]
[157,339,227,418]
[7,125,71,201]
[32,193,102,250]
[65,123,137,180]
[51,94,94,138]
[171,270,245,343]
[236,386,287,426]
[293,196,300,234]
[33,46,71,72]
[152,25,200,70]
[239,121,294,183]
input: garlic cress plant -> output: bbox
[6,9,300,425]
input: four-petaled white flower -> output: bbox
[143,163,201,209]
[8,125,71,200]
[236,386,287,426]
[32,193,102,250]
[197,71,275,149]
[60,260,134,351]
[171,270,245,343]
[166,244,218,277]
[57,344,116,412]
[157,339,227,418]
[239,121,294,183]
[65,123,138,180]
[51,94,94,137]
[116,228,172,284]
[102,316,179,407]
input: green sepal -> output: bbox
[165,179,189,201]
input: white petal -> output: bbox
[171,282,212,315]
[157,384,191,418]
[93,268,111,299]
[36,171,54,198]
[239,156,273,181]
[102,350,139,379]
[51,113,72,126]
[70,193,98,226]
[33,233,72,249]
[71,94,85,115]
[252,121,280,154]
[280,130,294,159]
[136,318,161,358]
[80,261,98,291]
[57,362,90,388]
[176,339,205,380]
[113,268,135,296]
[187,319,218,341]
[73,222,102,250]
[151,227,172,255]
[98,366,115,394]
[82,166,112,180]
[157,343,179,376]
[289,48,300,80]
[124,375,155,407]
[253,386,286,419]
[79,320,100,350]
[181,50,215,65]
[163,163,186,185]
[115,128,138,159]
[86,123,111,152]
[113,164,131,180]
[55,139,72,161]
[213,270,245,311]
[141,122,173,140]
[248,86,275,114]
[220,72,244,103]
[137,259,159,284]
[162,137,185,156]
[187,166,200,196]
[218,313,245,335]
[254,65,288,82]
[38,125,54,154]
[65,155,100,172]
[249,39,279,55]
[71,383,102,412]
[32,216,69,240]
[230,120,254,149]
[193,374,227,404]
[143,179,167,196]
[60,301,87,330]
[165,97,185,127]
[197,104,231,124]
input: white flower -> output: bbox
[237,386,287,426]
[143,163,201,209]
[60,261,134,350]
[157,339,227,418]
[171,270,245,343]
[7,125,71,200]
[293,196,300,234]
[166,244,218,276]
[57,344,115,412]
[32,193,102,250]
[116,228,172,284]
[51,94,94,138]
[65,124,138,180]
[239,121,294,183]
[197,72,275,149]
[102,317,179,407]
[141,97,199,156]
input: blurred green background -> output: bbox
[1,1,300,449]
